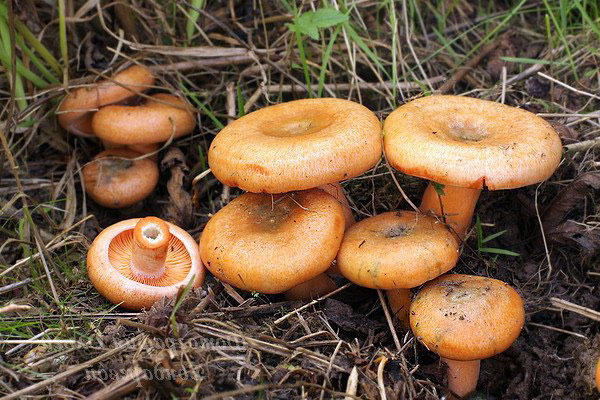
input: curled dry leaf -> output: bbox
[161,148,193,228]
[541,171,600,255]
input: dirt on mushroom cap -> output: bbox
[82,148,159,208]
[383,95,563,190]
[199,189,345,294]
[337,211,459,289]
[208,98,382,193]
[410,273,525,361]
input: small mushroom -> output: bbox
[87,216,205,310]
[336,211,459,328]
[596,357,600,392]
[57,65,154,137]
[199,189,345,295]
[92,93,196,145]
[384,95,562,238]
[82,148,159,208]
[410,274,525,398]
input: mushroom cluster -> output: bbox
[58,64,196,208]
[80,92,563,395]
[198,94,562,397]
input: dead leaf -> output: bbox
[525,76,550,98]
[323,298,384,334]
[487,36,516,80]
[541,172,600,255]
[161,148,193,228]
[549,121,579,143]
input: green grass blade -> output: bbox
[236,85,245,117]
[572,0,600,40]
[0,3,61,75]
[15,34,59,84]
[317,25,341,98]
[181,84,225,130]
[169,274,195,338]
[185,0,205,43]
[479,247,520,257]
[342,21,390,80]
[481,230,508,244]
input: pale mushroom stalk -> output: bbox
[442,358,481,398]
[419,184,481,239]
[130,219,170,279]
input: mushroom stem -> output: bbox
[419,183,481,239]
[318,182,355,229]
[442,357,480,398]
[283,273,337,301]
[386,289,411,330]
[131,217,170,278]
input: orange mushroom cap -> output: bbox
[82,148,159,208]
[57,65,154,137]
[92,93,196,145]
[596,357,600,392]
[208,98,382,193]
[87,217,205,310]
[199,189,345,294]
[337,211,459,290]
[410,274,525,361]
[383,95,562,190]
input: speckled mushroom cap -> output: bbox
[92,93,196,145]
[82,148,158,208]
[208,98,382,193]
[57,65,154,137]
[199,189,345,294]
[410,274,525,361]
[87,217,204,310]
[596,357,600,391]
[383,95,562,189]
[336,211,459,290]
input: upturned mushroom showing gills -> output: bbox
[199,189,345,295]
[383,95,562,239]
[87,217,205,310]
[82,148,159,208]
[57,65,155,137]
[410,274,525,398]
[92,93,196,145]
[336,211,459,327]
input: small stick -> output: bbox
[377,289,402,353]
[264,76,445,94]
[377,356,388,400]
[550,297,600,322]
[537,72,600,101]
[1,335,141,400]
[529,322,587,339]
[116,318,164,336]
[0,278,32,294]
[344,366,359,400]
[438,33,507,94]
[274,283,352,325]
[564,137,600,153]
[85,366,149,400]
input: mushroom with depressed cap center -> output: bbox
[336,211,459,328]
[87,216,205,310]
[92,93,196,145]
[384,95,562,239]
[57,65,155,137]
[410,273,525,398]
[199,189,345,296]
[208,98,382,225]
[82,148,159,208]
